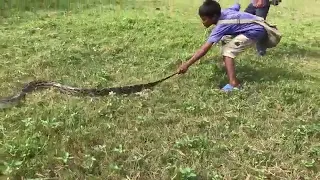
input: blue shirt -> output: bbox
[207,3,267,43]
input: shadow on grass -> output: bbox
[206,60,317,88]
[237,64,307,83]
[270,41,320,59]
[201,39,320,88]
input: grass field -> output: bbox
[0,0,320,179]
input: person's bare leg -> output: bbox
[223,56,240,87]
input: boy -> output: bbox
[176,0,267,92]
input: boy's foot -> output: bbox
[256,42,267,56]
[221,84,242,92]
[258,50,267,56]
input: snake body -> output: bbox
[0,73,176,109]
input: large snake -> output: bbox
[0,73,177,109]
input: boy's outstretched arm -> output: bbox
[177,42,214,74]
[177,22,228,74]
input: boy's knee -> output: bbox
[222,49,237,59]
[221,35,254,58]
[244,3,256,15]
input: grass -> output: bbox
[0,0,320,179]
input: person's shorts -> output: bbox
[220,34,255,58]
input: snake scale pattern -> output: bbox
[0,73,176,109]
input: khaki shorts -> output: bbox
[220,34,255,58]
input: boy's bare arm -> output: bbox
[186,42,213,66]
[177,42,214,74]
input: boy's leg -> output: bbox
[255,5,270,56]
[220,35,234,68]
[223,56,239,87]
[256,5,270,55]
[221,34,255,91]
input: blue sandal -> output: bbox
[221,84,242,92]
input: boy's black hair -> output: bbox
[198,0,221,18]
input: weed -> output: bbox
[0,0,319,179]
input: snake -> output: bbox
[0,72,177,109]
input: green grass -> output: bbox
[1,0,320,179]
